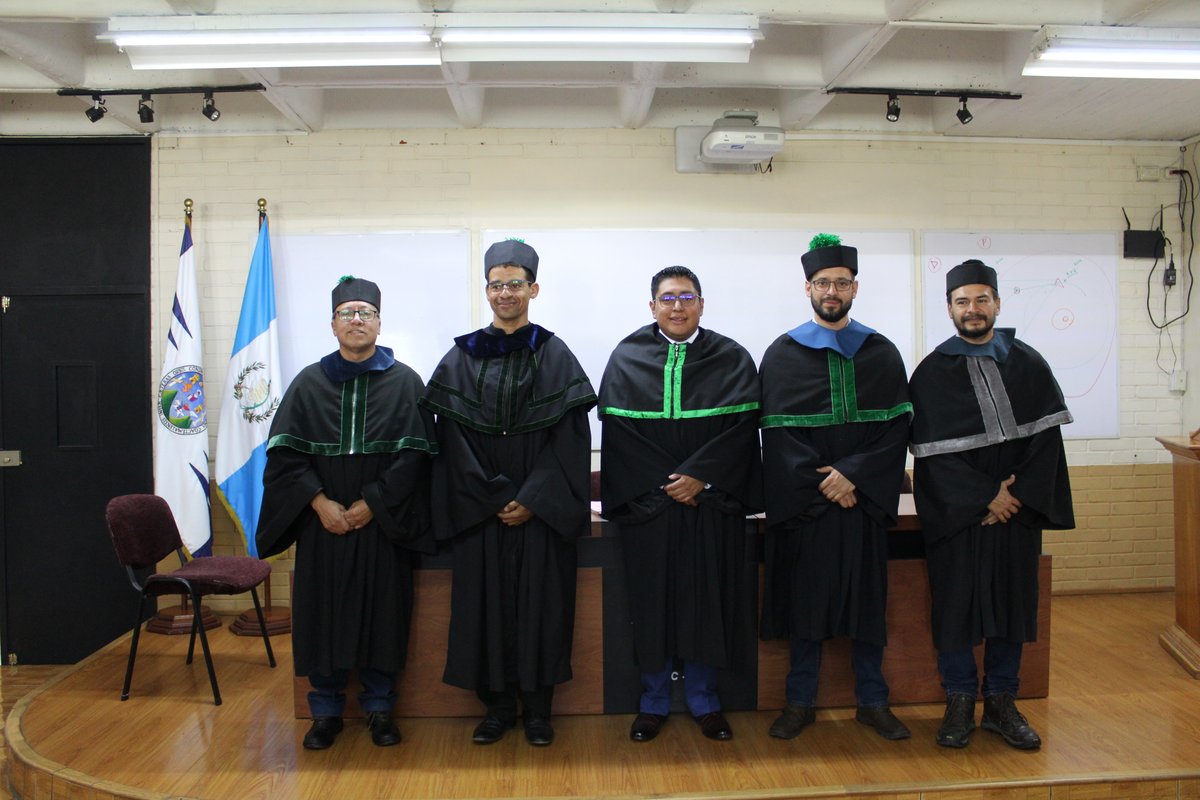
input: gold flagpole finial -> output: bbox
[258,198,267,214]
[184,198,193,218]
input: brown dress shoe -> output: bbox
[855,706,911,740]
[769,705,815,739]
[694,711,732,741]
[630,713,667,742]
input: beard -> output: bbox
[811,293,852,324]
[954,312,995,341]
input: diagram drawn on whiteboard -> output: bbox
[922,232,1119,439]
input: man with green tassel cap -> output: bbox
[758,233,913,741]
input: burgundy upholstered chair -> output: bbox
[104,494,276,705]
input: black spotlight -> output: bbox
[956,96,973,125]
[885,94,900,123]
[137,94,155,124]
[201,92,220,122]
[85,95,106,123]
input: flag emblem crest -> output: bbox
[158,365,208,434]
[232,361,279,423]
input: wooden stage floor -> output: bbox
[6,592,1200,800]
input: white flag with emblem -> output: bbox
[154,213,212,555]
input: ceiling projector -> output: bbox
[699,111,784,163]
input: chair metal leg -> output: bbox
[188,586,221,705]
[185,595,199,665]
[248,587,276,668]
[121,594,150,701]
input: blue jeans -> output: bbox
[787,638,889,707]
[307,667,397,717]
[938,637,1023,697]
[640,659,721,716]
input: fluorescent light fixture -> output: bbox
[102,12,759,68]
[1024,25,1200,79]
[102,14,439,69]
[437,13,758,63]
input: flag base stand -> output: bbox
[230,574,291,636]
[147,603,221,635]
[230,605,291,636]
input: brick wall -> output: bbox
[148,129,1196,608]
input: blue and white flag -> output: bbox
[215,214,282,558]
[155,215,212,556]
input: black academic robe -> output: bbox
[598,324,762,672]
[909,331,1075,651]
[758,328,911,645]
[256,355,436,678]
[420,324,596,693]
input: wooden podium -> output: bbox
[1156,436,1200,677]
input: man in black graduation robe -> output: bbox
[758,234,912,742]
[599,266,762,743]
[420,239,596,747]
[910,259,1074,751]
[256,277,437,751]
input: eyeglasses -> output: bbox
[810,278,855,293]
[486,279,533,294]
[655,293,700,308]
[334,308,378,321]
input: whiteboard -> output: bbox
[273,231,472,385]
[484,229,915,442]
[920,232,1119,439]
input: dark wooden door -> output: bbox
[0,138,151,664]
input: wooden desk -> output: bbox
[292,496,1051,717]
[1156,436,1200,677]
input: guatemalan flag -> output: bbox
[215,214,282,558]
[154,213,212,556]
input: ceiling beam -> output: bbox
[240,68,324,132]
[778,88,835,130]
[0,22,85,87]
[164,0,217,13]
[1101,0,1178,25]
[618,62,664,129]
[441,61,484,128]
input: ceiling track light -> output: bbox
[58,84,261,126]
[828,87,1020,125]
[201,92,220,121]
[885,94,900,123]
[85,95,107,123]
[956,96,973,125]
[137,93,154,124]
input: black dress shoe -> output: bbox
[769,705,815,739]
[366,711,401,747]
[855,706,912,740]
[694,711,732,741]
[472,714,514,745]
[302,716,344,750]
[936,693,976,749]
[630,713,667,742]
[981,694,1042,750]
[523,712,555,746]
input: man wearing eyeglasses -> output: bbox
[258,276,437,751]
[421,239,596,747]
[598,266,762,743]
[758,234,913,742]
